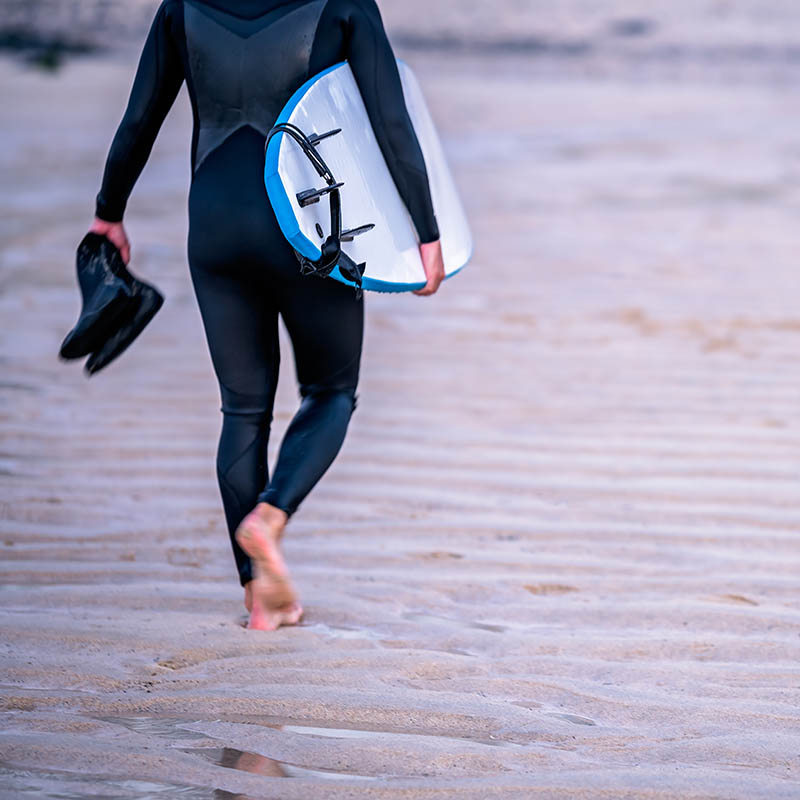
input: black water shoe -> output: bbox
[58,232,132,359]
[84,262,164,375]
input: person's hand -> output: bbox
[413,239,445,296]
[89,217,131,264]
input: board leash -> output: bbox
[265,122,369,298]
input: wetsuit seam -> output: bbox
[217,468,244,518]
[218,431,266,486]
[301,349,361,391]
[216,468,253,583]
[188,0,306,23]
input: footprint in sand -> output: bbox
[401,610,508,634]
[416,551,464,560]
[545,712,597,726]
[523,583,578,595]
[710,593,759,606]
[166,546,210,568]
[511,700,543,710]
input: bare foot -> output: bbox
[245,578,303,630]
[243,587,303,628]
[248,598,304,631]
[235,503,304,630]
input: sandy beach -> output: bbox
[1,1,800,797]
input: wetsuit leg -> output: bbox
[187,250,281,587]
[258,274,364,517]
[186,124,363,586]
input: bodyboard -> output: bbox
[264,59,472,292]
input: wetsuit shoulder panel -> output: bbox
[183,0,328,173]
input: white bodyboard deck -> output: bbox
[264,59,472,292]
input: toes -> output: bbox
[246,602,303,631]
[288,607,304,624]
[248,608,279,631]
[280,606,303,626]
[283,603,303,625]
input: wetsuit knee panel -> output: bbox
[219,382,276,422]
[299,383,359,414]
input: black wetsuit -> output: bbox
[95,0,439,587]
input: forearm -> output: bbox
[95,118,158,222]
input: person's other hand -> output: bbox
[413,239,445,296]
[89,217,131,264]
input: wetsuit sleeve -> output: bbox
[346,0,440,244]
[95,1,184,222]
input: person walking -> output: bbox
[89,0,444,630]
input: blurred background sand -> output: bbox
[1,1,799,798]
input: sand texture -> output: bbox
[1,4,800,797]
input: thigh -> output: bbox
[188,256,280,413]
[279,274,364,394]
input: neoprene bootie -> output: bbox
[59,232,132,359]
[84,261,164,375]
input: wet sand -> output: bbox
[2,11,800,799]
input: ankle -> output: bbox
[253,502,288,535]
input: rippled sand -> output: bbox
[1,18,800,800]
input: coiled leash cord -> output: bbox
[266,122,366,298]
